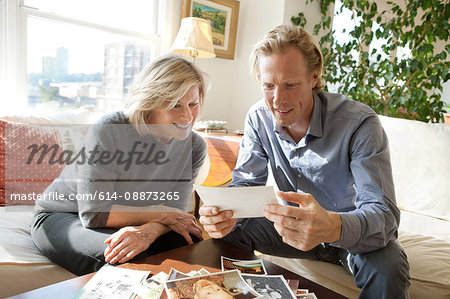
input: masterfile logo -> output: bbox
[1,122,194,208]
[26,141,171,171]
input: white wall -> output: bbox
[168,0,322,130]
[226,0,285,130]
[166,0,448,129]
[198,0,286,131]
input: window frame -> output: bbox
[0,0,164,112]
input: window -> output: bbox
[332,0,412,64]
[330,0,412,91]
[1,0,164,114]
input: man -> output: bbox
[199,24,410,298]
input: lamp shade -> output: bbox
[170,17,216,59]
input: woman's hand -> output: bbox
[104,222,169,264]
[164,211,203,244]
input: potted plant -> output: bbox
[292,0,449,123]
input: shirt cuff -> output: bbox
[330,212,361,250]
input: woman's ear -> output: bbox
[145,111,152,124]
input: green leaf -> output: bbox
[291,0,447,121]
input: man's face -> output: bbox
[259,47,317,133]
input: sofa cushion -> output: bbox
[0,107,99,206]
[378,115,450,221]
[0,205,77,298]
[0,120,65,206]
[0,205,52,263]
[399,210,450,242]
[398,231,450,298]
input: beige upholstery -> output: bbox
[0,206,77,297]
[0,107,213,297]
[0,112,449,298]
[262,116,450,299]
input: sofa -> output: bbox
[1,109,449,298]
[0,107,96,297]
[0,106,211,298]
[262,115,450,298]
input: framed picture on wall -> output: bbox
[182,0,240,60]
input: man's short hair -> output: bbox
[250,24,325,92]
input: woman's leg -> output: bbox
[31,212,117,276]
[31,212,201,276]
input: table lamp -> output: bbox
[170,17,216,62]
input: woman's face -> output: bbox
[148,85,200,140]
[194,280,233,299]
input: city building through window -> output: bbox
[1,0,161,114]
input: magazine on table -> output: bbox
[75,265,167,299]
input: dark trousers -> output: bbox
[223,217,411,299]
[30,212,198,276]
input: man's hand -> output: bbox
[264,191,342,251]
[104,222,169,264]
[199,206,237,238]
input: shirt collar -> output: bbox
[309,93,323,138]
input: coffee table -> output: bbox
[11,239,348,299]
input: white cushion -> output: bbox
[378,115,450,221]
[399,210,450,242]
[0,105,98,124]
[0,206,77,297]
[0,206,52,264]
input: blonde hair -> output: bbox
[250,24,325,92]
[125,54,206,135]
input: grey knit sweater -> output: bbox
[33,111,207,228]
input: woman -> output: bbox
[31,54,208,275]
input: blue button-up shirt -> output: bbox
[231,92,400,254]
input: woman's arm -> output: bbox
[103,221,170,264]
[103,205,203,264]
[105,204,173,227]
[106,204,203,243]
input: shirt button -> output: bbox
[297,174,302,178]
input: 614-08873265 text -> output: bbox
[8,191,180,202]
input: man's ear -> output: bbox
[311,72,319,88]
